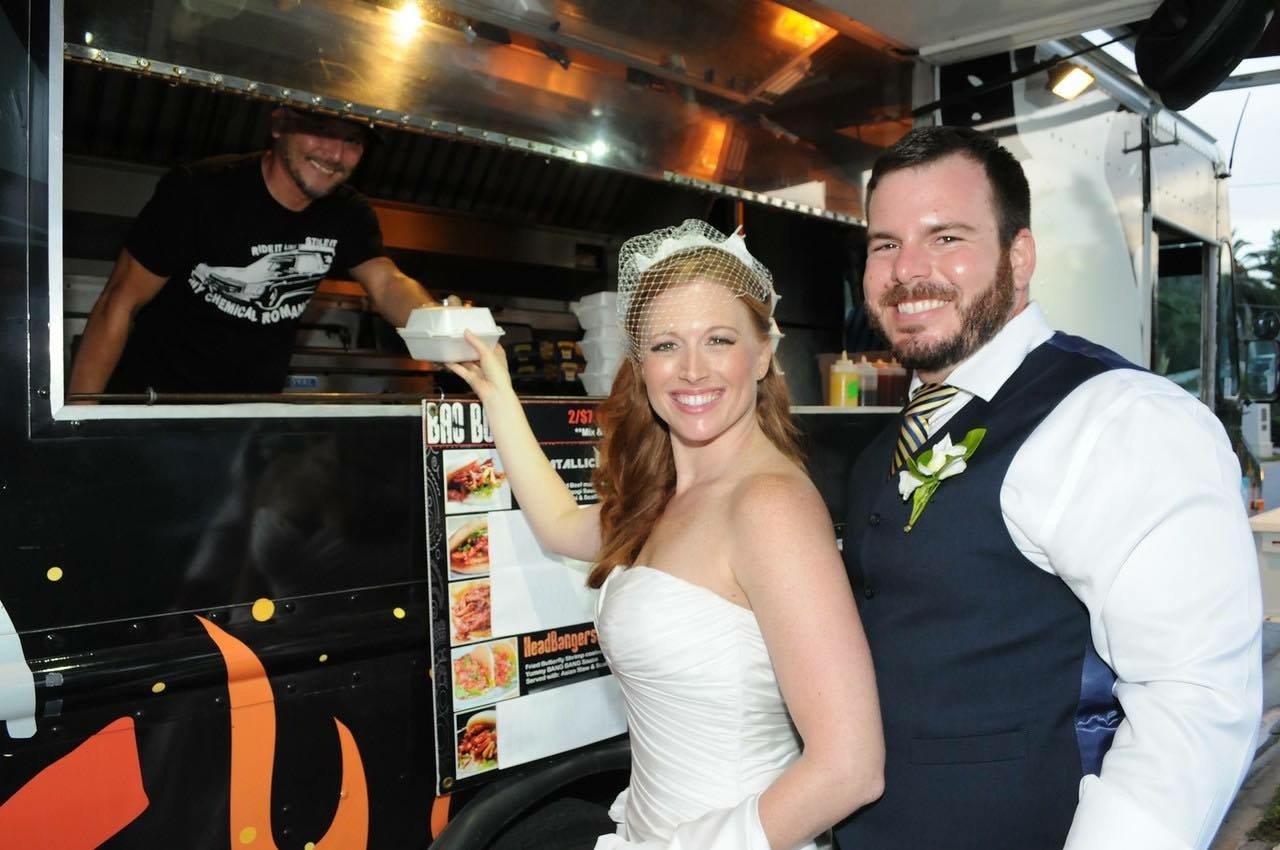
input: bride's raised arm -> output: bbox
[447,330,601,563]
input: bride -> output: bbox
[448,220,883,849]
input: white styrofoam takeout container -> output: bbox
[398,306,504,362]
[580,371,615,396]
[570,301,618,330]
[573,291,618,311]
[579,337,624,366]
[578,291,618,309]
[403,305,500,335]
[582,324,626,341]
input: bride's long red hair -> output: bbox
[586,248,803,588]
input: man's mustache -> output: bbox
[878,282,956,308]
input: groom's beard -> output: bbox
[870,250,1016,374]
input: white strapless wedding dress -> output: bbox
[593,565,822,850]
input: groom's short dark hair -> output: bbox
[865,126,1031,250]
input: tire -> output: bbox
[486,796,614,850]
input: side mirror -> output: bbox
[1255,310,1280,341]
[1244,339,1280,401]
[1135,0,1275,109]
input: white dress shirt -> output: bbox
[915,302,1262,850]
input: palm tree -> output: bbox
[1235,228,1280,308]
[1243,229,1280,286]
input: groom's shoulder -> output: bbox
[1041,330,1144,373]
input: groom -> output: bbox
[836,126,1261,850]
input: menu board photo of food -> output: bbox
[449,578,492,645]
[451,637,519,711]
[447,515,490,578]
[443,449,510,515]
[456,709,498,778]
[492,639,517,692]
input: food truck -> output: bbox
[3,0,1277,847]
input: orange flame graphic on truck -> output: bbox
[196,615,369,849]
[0,616,369,849]
[0,716,148,848]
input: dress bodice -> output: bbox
[596,565,815,847]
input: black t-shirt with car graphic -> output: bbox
[108,153,383,393]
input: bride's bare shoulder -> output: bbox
[728,465,827,529]
[726,467,841,592]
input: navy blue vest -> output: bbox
[834,334,1133,850]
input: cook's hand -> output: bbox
[446,330,513,404]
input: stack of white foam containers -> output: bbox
[572,291,624,396]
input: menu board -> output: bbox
[423,399,627,793]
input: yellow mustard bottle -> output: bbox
[828,351,860,407]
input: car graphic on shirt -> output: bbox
[192,247,335,311]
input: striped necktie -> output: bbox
[893,383,959,473]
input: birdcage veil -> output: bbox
[615,219,782,362]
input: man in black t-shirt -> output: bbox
[69,107,439,396]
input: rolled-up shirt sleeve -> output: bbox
[125,164,195,278]
[1002,371,1262,850]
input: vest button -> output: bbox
[863,584,876,599]
[868,512,881,527]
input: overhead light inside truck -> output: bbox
[391,0,423,44]
[772,9,831,49]
[761,59,811,99]
[1048,63,1095,100]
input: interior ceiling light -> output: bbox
[1048,63,1095,100]
[772,9,831,48]
[762,60,810,98]
[391,1,423,43]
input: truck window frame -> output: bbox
[43,9,425,425]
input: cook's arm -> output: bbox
[68,248,169,397]
[350,256,438,328]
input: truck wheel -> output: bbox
[487,796,614,850]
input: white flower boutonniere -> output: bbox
[897,428,987,532]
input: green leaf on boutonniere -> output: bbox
[900,427,988,532]
[958,427,987,455]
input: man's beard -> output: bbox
[280,147,347,201]
[870,251,1015,374]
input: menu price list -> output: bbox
[425,399,624,793]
